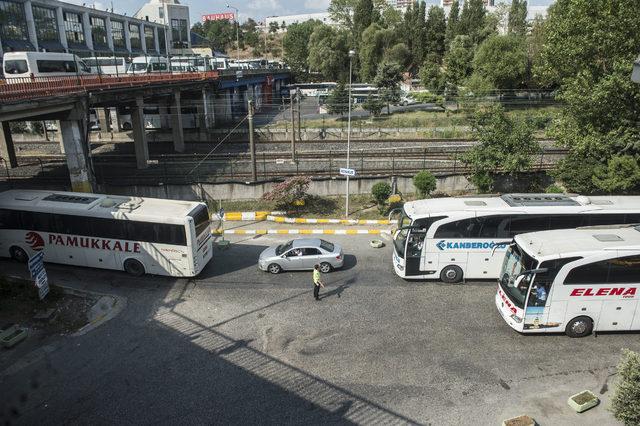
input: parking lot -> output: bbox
[1,234,638,425]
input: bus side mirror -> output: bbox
[524,268,548,275]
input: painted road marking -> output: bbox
[213,229,392,235]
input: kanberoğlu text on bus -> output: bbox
[0,190,213,277]
[392,193,640,283]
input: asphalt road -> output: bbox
[1,234,637,425]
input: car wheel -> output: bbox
[565,316,593,338]
[440,265,463,284]
[319,262,332,273]
[124,259,145,277]
[268,263,282,274]
[10,246,28,263]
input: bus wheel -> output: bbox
[440,265,463,284]
[124,259,145,277]
[565,316,593,338]
[267,263,281,274]
[10,246,28,263]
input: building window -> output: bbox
[171,18,188,49]
[129,23,141,50]
[90,16,107,47]
[0,0,28,41]
[111,20,125,49]
[144,26,155,52]
[33,6,59,43]
[157,28,166,53]
[158,6,164,19]
[63,11,85,45]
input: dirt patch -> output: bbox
[0,276,96,337]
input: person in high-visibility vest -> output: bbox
[313,264,325,301]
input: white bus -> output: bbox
[0,190,212,277]
[3,52,91,80]
[392,194,640,283]
[496,225,640,337]
[83,56,129,75]
[128,56,169,74]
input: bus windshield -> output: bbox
[499,245,538,308]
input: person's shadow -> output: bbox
[320,284,350,300]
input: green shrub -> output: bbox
[371,182,392,206]
[413,171,437,198]
[610,349,640,425]
[545,184,564,194]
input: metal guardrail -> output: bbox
[0,71,220,103]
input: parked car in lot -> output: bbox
[259,238,344,274]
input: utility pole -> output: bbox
[345,50,355,218]
[248,99,257,181]
[290,93,296,162]
[296,88,301,142]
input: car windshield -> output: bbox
[320,240,334,252]
[499,244,538,309]
[275,240,293,256]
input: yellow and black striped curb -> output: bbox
[266,215,391,225]
[212,229,392,235]
[212,212,390,225]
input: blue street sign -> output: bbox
[28,252,45,277]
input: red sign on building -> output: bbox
[202,13,235,22]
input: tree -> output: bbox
[508,0,528,36]
[371,182,392,206]
[461,104,540,192]
[353,0,377,42]
[326,83,350,116]
[459,0,486,45]
[262,176,312,209]
[193,19,236,52]
[611,350,640,426]
[359,24,395,82]
[419,54,445,92]
[374,60,403,114]
[307,25,351,81]
[444,35,474,87]
[283,20,322,77]
[268,21,280,33]
[329,0,358,30]
[425,6,446,62]
[472,34,527,90]
[384,43,411,70]
[592,155,640,193]
[537,0,640,192]
[445,0,460,49]
[413,171,437,198]
[362,97,385,117]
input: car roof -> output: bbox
[291,238,323,248]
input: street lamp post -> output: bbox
[226,4,240,62]
[345,49,356,218]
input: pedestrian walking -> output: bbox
[313,264,325,301]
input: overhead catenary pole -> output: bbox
[290,93,296,162]
[248,99,257,181]
[296,88,301,142]
[345,49,355,218]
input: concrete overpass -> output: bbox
[0,70,290,192]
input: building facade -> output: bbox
[0,0,191,58]
[134,0,191,53]
[264,12,335,32]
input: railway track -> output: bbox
[17,147,568,164]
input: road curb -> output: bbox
[213,211,287,221]
[57,285,128,337]
[267,215,390,225]
[213,229,392,235]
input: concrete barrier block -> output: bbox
[568,390,599,413]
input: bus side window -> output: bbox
[434,218,480,238]
[548,215,584,230]
[478,215,510,238]
[585,214,626,226]
[508,215,550,237]
[0,209,20,229]
[538,257,582,286]
[607,255,640,283]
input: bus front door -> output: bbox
[405,230,426,276]
[523,279,555,332]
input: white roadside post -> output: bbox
[345,49,356,218]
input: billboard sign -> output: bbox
[202,13,235,22]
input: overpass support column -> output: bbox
[225,90,233,122]
[59,120,93,193]
[97,108,111,138]
[171,90,185,153]
[202,88,215,129]
[132,96,149,169]
[110,109,121,133]
[0,122,18,169]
